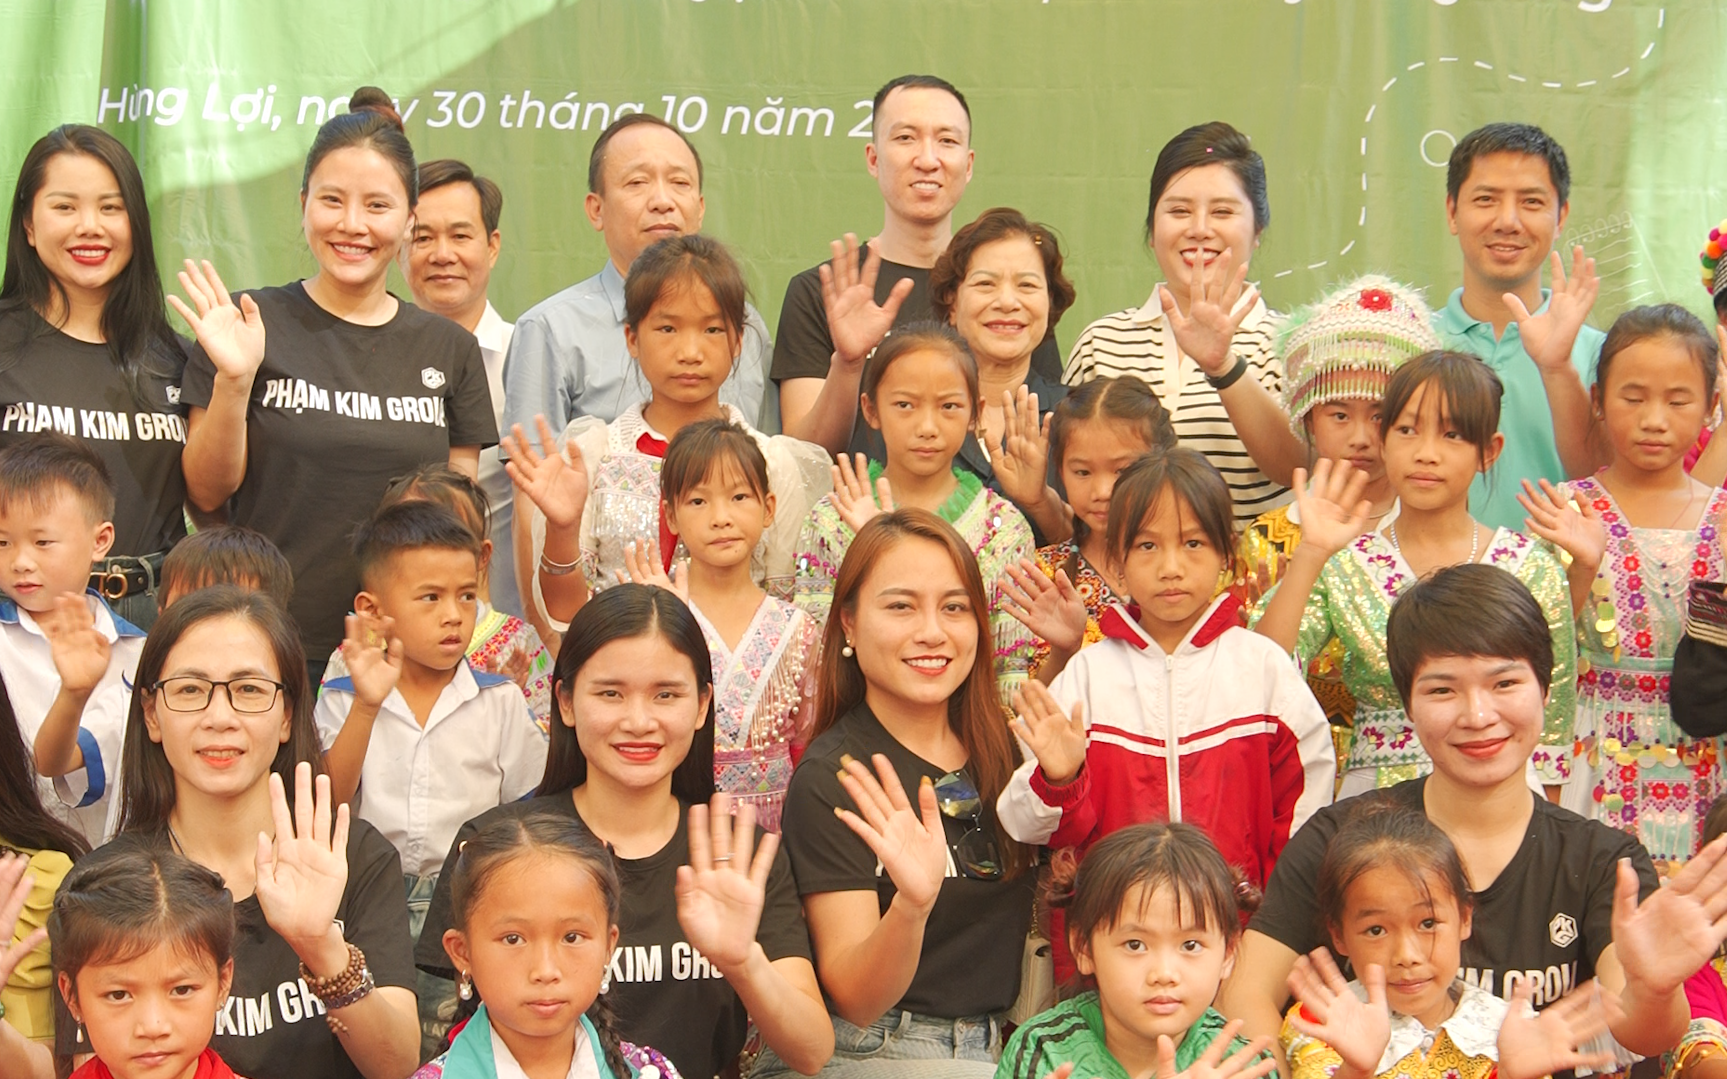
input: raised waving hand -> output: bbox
[820,233,915,366]
[503,415,591,530]
[168,259,266,381]
[1157,248,1260,376]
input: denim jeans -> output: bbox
[752,1008,1000,1079]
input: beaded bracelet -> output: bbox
[300,942,374,1035]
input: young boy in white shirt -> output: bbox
[0,433,145,843]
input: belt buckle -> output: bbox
[98,567,130,600]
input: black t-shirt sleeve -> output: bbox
[443,331,498,447]
[416,805,501,976]
[770,267,833,385]
[1580,822,1659,968]
[338,822,416,991]
[758,835,813,962]
[180,338,217,408]
[781,748,882,896]
[1246,800,1341,955]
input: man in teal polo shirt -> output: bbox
[1435,122,1605,530]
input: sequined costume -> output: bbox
[1255,527,1576,794]
[321,601,555,738]
[1029,539,1124,674]
[694,596,819,833]
[1562,477,1727,867]
[793,465,1035,708]
[1282,981,1508,1079]
[522,403,833,630]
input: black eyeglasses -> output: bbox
[932,769,1003,881]
[152,676,286,714]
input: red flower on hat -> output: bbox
[1359,288,1393,311]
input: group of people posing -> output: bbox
[1,66,1727,1079]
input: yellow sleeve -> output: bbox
[2,848,72,1043]
[1280,1003,1346,1079]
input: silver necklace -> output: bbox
[1389,520,1480,565]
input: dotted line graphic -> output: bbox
[1272,6,1666,282]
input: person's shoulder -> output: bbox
[344,815,404,864]
[1000,993,1096,1063]
[796,717,858,769]
[1072,306,1147,341]
[781,260,826,299]
[515,271,611,324]
[1527,792,1641,855]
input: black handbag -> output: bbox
[1672,580,1727,739]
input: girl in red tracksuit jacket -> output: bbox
[997,447,1334,984]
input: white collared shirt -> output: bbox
[490,1020,601,1079]
[314,659,547,876]
[0,592,144,843]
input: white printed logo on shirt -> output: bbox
[421,367,446,390]
[165,386,182,404]
[1547,912,1578,948]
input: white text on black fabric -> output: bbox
[262,378,446,427]
[0,402,186,442]
[214,978,326,1038]
[606,942,727,984]
[1462,962,1578,1007]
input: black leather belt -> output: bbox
[89,551,167,600]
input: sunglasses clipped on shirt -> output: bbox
[932,768,1003,881]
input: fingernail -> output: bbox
[921,775,933,787]
[838,753,855,768]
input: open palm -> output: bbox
[1291,460,1373,557]
[834,754,949,912]
[820,234,914,365]
[1159,248,1258,376]
[255,763,350,946]
[168,259,266,380]
[675,795,775,972]
[504,415,590,530]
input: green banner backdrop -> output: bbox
[2,0,1722,339]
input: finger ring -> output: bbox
[712,854,732,864]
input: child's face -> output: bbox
[859,350,977,481]
[1074,883,1236,1055]
[1120,491,1227,650]
[560,632,710,794]
[1381,384,1502,513]
[144,615,292,802]
[1406,653,1546,790]
[1598,337,1717,476]
[62,942,233,1079]
[838,535,980,716]
[1331,866,1471,1030]
[665,461,774,573]
[1307,398,1386,487]
[1061,420,1152,541]
[358,548,480,675]
[0,487,114,613]
[624,279,738,409]
[444,852,618,1054]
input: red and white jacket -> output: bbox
[998,593,1334,916]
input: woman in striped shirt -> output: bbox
[1063,121,1305,524]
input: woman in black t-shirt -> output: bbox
[175,87,496,671]
[70,586,418,1079]
[417,584,833,1079]
[766,510,1036,1079]
[0,125,190,626]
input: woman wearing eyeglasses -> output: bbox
[63,586,420,1079]
[762,510,1035,1079]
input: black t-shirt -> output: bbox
[1249,777,1658,1008]
[181,283,497,655]
[60,823,415,1079]
[0,306,189,555]
[416,792,813,1079]
[782,703,1035,1019]
[769,245,1064,385]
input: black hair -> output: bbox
[0,430,115,522]
[1386,562,1555,709]
[443,811,628,1075]
[380,464,492,546]
[660,417,770,506]
[1055,822,1256,989]
[1049,377,1178,570]
[159,526,294,610]
[859,321,980,423]
[0,665,88,860]
[117,587,325,836]
[352,499,483,590]
[1144,121,1270,240]
[1594,303,1720,406]
[623,233,747,343]
[51,844,235,985]
[1315,794,1473,939]
[1446,122,1571,207]
[1,124,187,406]
[871,75,970,141]
[417,158,503,234]
[537,584,715,803]
[1104,447,1236,577]
[586,112,703,195]
[1379,351,1504,478]
[302,86,417,206]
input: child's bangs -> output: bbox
[1117,867,1232,938]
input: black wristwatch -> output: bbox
[1205,354,1250,390]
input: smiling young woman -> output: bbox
[175,87,498,677]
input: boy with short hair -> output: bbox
[1220,563,1727,1069]
[157,524,295,610]
[0,433,145,842]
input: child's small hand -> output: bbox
[1496,977,1619,1079]
[1517,478,1605,570]
[341,611,402,707]
[616,539,690,602]
[1290,460,1373,559]
[1000,558,1087,657]
[503,415,590,530]
[990,387,1053,510]
[1008,680,1087,786]
[40,594,109,697]
[675,794,776,977]
[498,645,533,691]
[1153,1019,1274,1079]
[830,453,892,534]
[1286,949,1390,1079]
[0,852,48,991]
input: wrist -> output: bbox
[832,347,866,371]
[1040,762,1081,788]
[1205,354,1250,389]
[1290,542,1338,569]
[213,370,258,394]
[889,886,937,922]
[713,940,770,983]
[287,923,350,978]
[54,682,97,706]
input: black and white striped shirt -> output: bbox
[1063,290,1291,524]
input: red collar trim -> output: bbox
[1097,594,1241,651]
